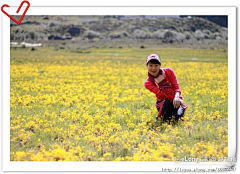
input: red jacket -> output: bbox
[144,68,182,101]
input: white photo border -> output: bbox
[1,6,237,171]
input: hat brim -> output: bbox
[146,58,161,64]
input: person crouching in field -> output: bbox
[144,54,188,124]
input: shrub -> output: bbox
[220,30,228,40]
[203,29,212,35]
[174,32,185,42]
[164,30,174,39]
[133,29,146,39]
[152,29,186,42]
[193,30,205,40]
[214,32,223,39]
[84,30,100,39]
[143,32,153,39]
[28,30,37,40]
[152,30,164,39]
[109,32,121,39]
[10,33,15,40]
[15,27,23,34]
[121,31,130,37]
[202,29,215,39]
[47,21,60,27]
[215,36,223,40]
[38,33,46,41]
[184,31,192,40]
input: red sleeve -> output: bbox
[144,78,167,100]
[166,68,181,95]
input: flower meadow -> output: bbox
[10,47,228,161]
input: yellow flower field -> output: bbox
[10,47,228,161]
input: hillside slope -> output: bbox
[10,16,227,49]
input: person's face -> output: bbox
[146,62,161,77]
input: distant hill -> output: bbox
[10,15,227,49]
[180,15,228,28]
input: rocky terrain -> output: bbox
[10,15,227,49]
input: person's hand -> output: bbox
[173,92,181,108]
[173,96,181,108]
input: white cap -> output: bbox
[146,54,161,64]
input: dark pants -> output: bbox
[156,99,185,123]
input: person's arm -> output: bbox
[166,68,182,108]
[144,79,167,100]
[167,68,181,95]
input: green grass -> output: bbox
[11,46,228,64]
